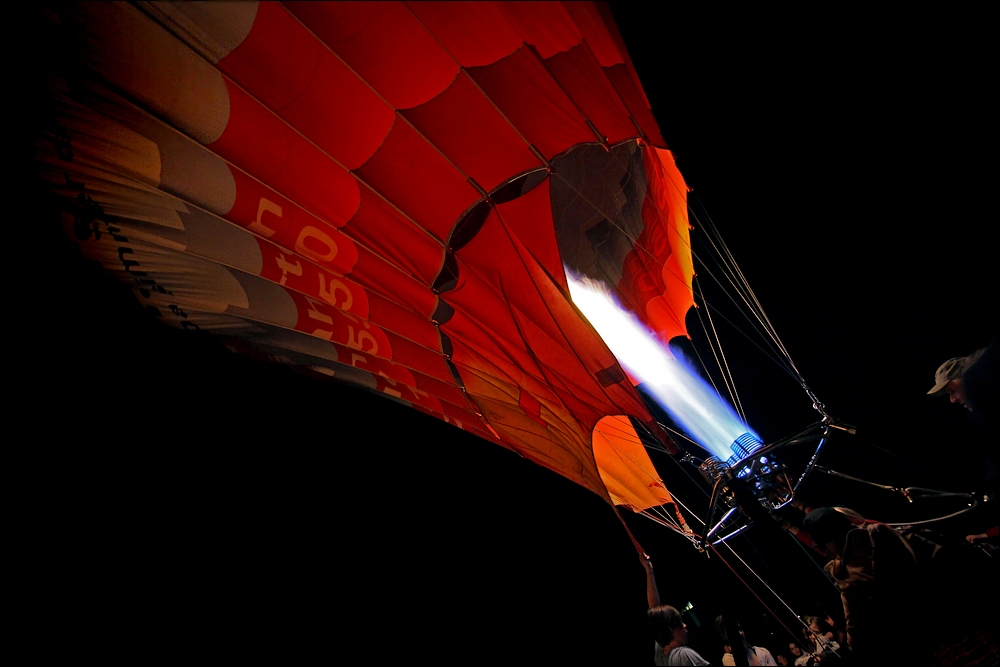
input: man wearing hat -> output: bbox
[928,345,997,548]
[926,349,985,410]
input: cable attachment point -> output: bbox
[803,384,829,419]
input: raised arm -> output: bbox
[643,553,660,608]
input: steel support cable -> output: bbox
[640,507,701,539]
[694,276,748,423]
[595,414,672,455]
[784,525,843,591]
[709,230,797,372]
[668,492,707,529]
[688,200,801,377]
[698,248,778,360]
[687,306,731,403]
[690,278,736,403]
[660,448,715,504]
[742,535,832,626]
[713,542,817,646]
[693,204,765,325]
[639,439,674,455]
[693,199,803,380]
[644,506,691,537]
[639,510,680,532]
[692,275,802,421]
[686,203,764,320]
[644,503,679,525]
[647,495,696,536]
[886,504,980,528]
[637,496,685,529]
[689,196,771,329]
[690,196,820,416]
[691,248,796,376]
[655,422,703,451]
[698,296,801,380]
[712,546,816,654]
[639,511,702,546]
[689,209,765,326]
[690,251,793,370]
[628,439,711,539]
[813,468,981,528]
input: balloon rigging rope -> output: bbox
[688,238,800,379]
[684,312,734,408]
[689,195,806,384]
[718,543,798,620]
[689,248,798,378]
[741,535,836,614]
[786,525,842,588]
[712,545,814,651]
[639,511,700,544]
[655,423,702,452]
[663,492,707,534]
[688,228,776,346]
[689,196,788,355]
[643,505,685,532]
[694,290,800,381]
[693,276,748,424]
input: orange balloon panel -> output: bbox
[592,416,673,512]
[34,2,691,518]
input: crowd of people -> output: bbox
[644,339,998,664]
[646,595,846,667]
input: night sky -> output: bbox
[22,4,995,663]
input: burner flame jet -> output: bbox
[567,275,760,463]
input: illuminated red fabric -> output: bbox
[36,1,689,512]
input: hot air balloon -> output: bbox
[25,3,999,662]
[32,0,700,540]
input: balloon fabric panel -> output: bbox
[400,72,542,193]
[464,46,595,160]
[215,2,396,171]
[403,1,524,68]
[284,1,459,110]
[540,44,637,146]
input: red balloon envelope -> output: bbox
[34,2,694,519]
